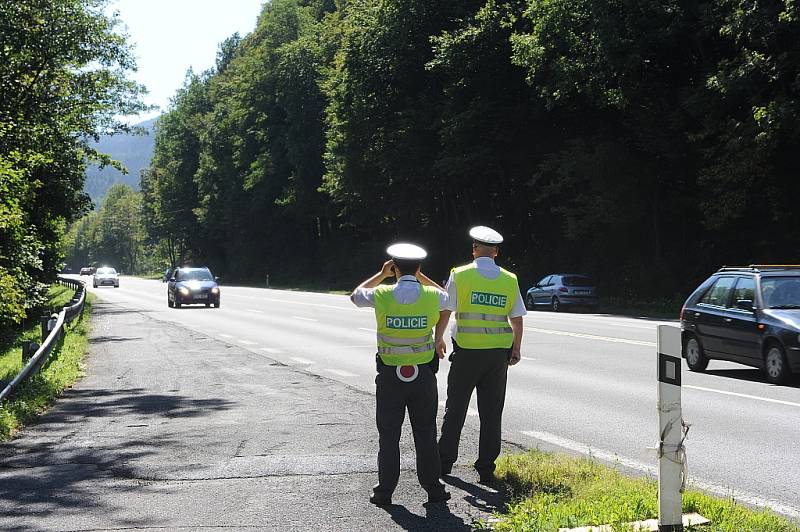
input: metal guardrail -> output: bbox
[0,276,86,402]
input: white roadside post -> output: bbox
[657,325,684,532]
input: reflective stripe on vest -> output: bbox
[378,342,436,355]
[376,333,431,345]
[456,312,508,322]
[456,326,513,335]
[453,263,517,349]
[373,285,440,366]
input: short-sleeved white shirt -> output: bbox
[351,275,448,310]
[444,257,527,318]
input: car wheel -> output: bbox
[551,297,561,312]
[684,335,708,372]
[213,300,220,308]
[764,343,790,384]
[525,294,535,310]
[168,296,174,308]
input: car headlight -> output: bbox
[211,287,219,294]
[178,287,190,295]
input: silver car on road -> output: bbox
[526,274,598,312]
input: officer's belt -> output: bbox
[376,333,431,345]
[456,326,513,335]
[456,312,508,322]
[378,342,436,355]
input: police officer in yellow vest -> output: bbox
[350,243,451,506]
[435,226,526,484]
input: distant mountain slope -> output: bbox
[84,117,158,203]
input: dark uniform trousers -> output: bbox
[374,357,444,498]
[438,342,509,477]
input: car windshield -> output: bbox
[563,275,592,286]
[179,269,213,281]
[97,268,116,275]
[761,276,800,309]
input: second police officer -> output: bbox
[435,226,526,485]
[350,243,451,506]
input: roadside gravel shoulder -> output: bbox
[0,298,510,531]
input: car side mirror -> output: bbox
[736,299,754,311]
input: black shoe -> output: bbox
[426,489,451,504]
[370,493,392,506]
[478,473,496,486]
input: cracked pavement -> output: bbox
[0,300,510,531]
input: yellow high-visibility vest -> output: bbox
[374,284,440,366]
[453,264,516,349]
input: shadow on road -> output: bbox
[704,368,800,388]
[443,475,508,515]
[381,502,469,531]
[0,387,236,526]
[89,336,142,344]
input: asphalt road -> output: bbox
[81,275,800,519]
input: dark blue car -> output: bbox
[680,265,800,383]
[167,267,221,309]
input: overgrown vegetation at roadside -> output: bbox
[485,450,799,532]
[0,289,93,441]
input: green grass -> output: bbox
[0,287,93,441]
[484,450,798,531]
[598,296,684,319]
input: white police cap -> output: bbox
[469,226,503,245]
[387,243,427,260]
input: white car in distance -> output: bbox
[93,267,120,288]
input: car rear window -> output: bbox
[699,276,736,307]
[563,276,593,286]
[97,268,116,274]
[761,276,800,309]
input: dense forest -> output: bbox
[126,0,800,298]
[0,0,145,341]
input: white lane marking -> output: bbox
[260,347,282,354]
[522,430,800,519]
[219,334,233,339]
[324,368,358,378]
[247,309,264,314]
[685,385,800,408]
[524,327,656,347]
[292,316,317,322]
[290,357,314,365]
[238,340,256,346]
[358,328,375,333]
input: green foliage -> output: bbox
[0,0,144,339]
[63,184,150,274]
[139,0,800,297]
[490,450,800,531]
[0,290,93,441]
